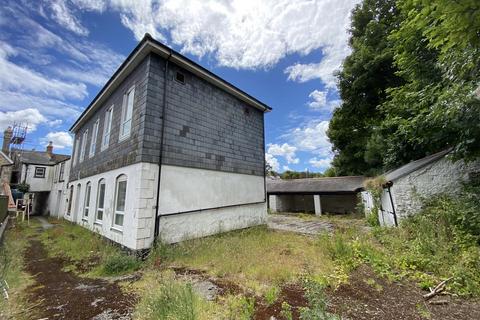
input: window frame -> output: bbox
[58,162,65,182]
[119,86,135,141]
[83,182,91,220]
[113,175,127,229]
[89,119,100,157]
[73,137,80,166]
[95,179,106,223]
[34,166,46,178]
[79,129,88,162]
[102,105,114,151]
[67,185,74,216]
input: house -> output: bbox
[374,149,480,227]
[66,34,270,252]
[9,141,70,215]
[47,158,71,219]
[267,176,365,215]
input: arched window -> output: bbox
[83,182,91,219]
[96,179,106,222]
[113,175,127,228]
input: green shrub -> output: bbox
[299,280,340,320]
[101,253,140,276]
[264,286,280,305]
[223,295,255,320]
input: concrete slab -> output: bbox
[36,217,54,230]
[267,214,333,235]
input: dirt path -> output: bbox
[24,239,135,319]
[327,265,480,320]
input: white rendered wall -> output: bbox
[47,160,71,219]
[65,162,159,250]
[158,165,265,214]
[22,164,53,192]
[158,202,266,243]
[314,195,322,215]
[157,165,266,242]
[380,157,480,227]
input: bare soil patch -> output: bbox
[327,265,480,320]
[24,239,136,319]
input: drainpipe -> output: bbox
[153,51,172,239]
[386,182,398,227]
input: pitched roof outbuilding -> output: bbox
[12,149,70,166]
[384,149,451,182]
[267,176,366,194]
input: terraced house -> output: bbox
[66,34,271,252]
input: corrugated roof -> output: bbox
[385,149,451,182]
[267,176,366,194]
[12,149,70,166]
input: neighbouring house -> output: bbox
[267,176,365,215]
[47,158,71,219]
[373,149,480,227]
[9,141,70,215]
[66,33,270,251]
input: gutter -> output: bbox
[153,51,172,239]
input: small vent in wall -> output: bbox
[175,71,185,84]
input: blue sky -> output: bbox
[0,0,359,172]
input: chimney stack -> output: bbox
[46,141,53,157]
[2,127,12,154]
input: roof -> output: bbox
[0,150,13,165]
[384,149,452,182]
[267,176,366,194]
[12,149,70,166]
[70,33,271,132]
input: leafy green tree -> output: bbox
[328,0,402,176]
[382,0,480,167]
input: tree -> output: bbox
[382,0,480,167]
[328,0,402,176]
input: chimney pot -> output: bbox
[2,126,13,154]
[46,141,53,157]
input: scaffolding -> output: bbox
[9,123,28,153]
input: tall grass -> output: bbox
[0,222,35,319]
[134,271,207,320]
[149,226,335,292]
[39,220,140,276]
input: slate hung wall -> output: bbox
[67,45,267,250]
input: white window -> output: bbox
[83,182,91,219]
[59,162,65,182]
[119,87,135,140]
[89,119,99,157]
[73,138,80,166]
[34,166,46,178]
[80,129,88,162]
[96,179,106,222]
[113,175,127,228]
[102,105,114,150]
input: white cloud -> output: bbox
[308,90,327,109]
[307,89,341,113]
[41,131,73,149]
[282,165,291,171]
[0,108,47,132]
[267,143,299,164]
[265,153,280,172]
[284,120,332,157]
[309,157,332,169]
[0,90,81,120]
[65,0,358,88]
[50,0,89,36]
[0,42,88,100]
[71,0,107,12]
